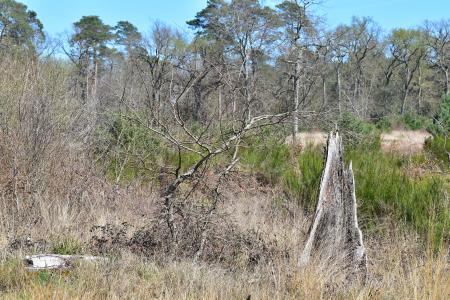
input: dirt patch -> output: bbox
[381,130,432,154]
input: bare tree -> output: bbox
[389,29,426,115]
[120,32,291,252]
[344,17,380,117]
[277,0,320,137]
[424,20,450,95]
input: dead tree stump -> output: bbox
[299,131,367,281]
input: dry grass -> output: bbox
[284,131,328,152]
[0,229,448,299]
[0,167,448,299]
[381,130,433,154]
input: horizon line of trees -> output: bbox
[2,0,450,133]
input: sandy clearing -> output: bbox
[380,130,432,154]
[284,131,328,151]
[285,130,433,154]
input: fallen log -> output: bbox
[299,131,367,281]
[25,254,107,270]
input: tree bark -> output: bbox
[401,68,412,115]
[299,132,367,282]
[244,49,252,122]
[337,65,342,116]
[445,68,449,95]
[401,86,409,115]
[418,66,423,113]
[293,49,302,139]
[93,49,98,100]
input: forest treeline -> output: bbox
[1,0,450,132]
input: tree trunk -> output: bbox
[85,47,90,100]
[401,68,411,115]
[293,50,301,139]
[299,132,367,282]
[401,86,409,115]
[353,76,359,113]
[337,65,342,117]
[218,86,222,120]
[93,49,98,100]
[418,66,422,113]
[244,50,252,122]
[0,24,7,44]
[445,68,449,96]
[192,83,202,121]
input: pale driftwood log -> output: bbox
[299,132,367,281]
[25,254,107,270]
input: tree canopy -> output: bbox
[0,0,44,50]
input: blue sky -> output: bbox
[20,0,450,37]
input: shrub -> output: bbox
[347,146,449,242]
[96,113,165,183]
[425,135,450,169]
[402,114,433,131]
[338,113,380,149]
[375,116,392,132]
[97,112,210,185]
[376,114,434,132]
[240,133,291,186]
[429,95,450,135]
[240,130,322,211]
[292,148,323,210]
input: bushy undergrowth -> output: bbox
[430,94,450,135]
[97,113,208,184]
[338,113,380,149]
[97,113,163,183]
[425,135,450,169]
[402,113,434,131]
[347,147,449,242]
[374,114,432,131]
[240,135,322,212]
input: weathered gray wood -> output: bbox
[25,254,107,270]
[299,132,367,281]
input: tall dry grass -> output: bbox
[0,225,448,299]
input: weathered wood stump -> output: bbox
[299,131,367,281]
